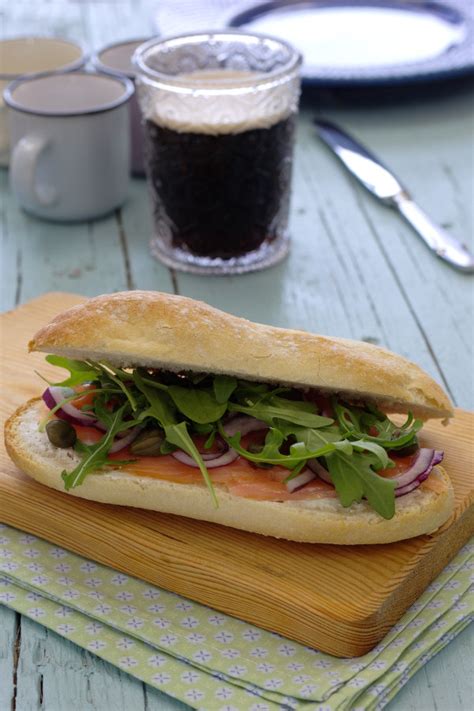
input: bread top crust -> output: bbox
[29,290,453,419]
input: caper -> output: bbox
[130,430,164,456]
[46,419,77,449]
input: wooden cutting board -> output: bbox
[1,293,473,657]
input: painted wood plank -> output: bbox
[0,174,176,310]
[0,185,129,309]
[14,616,144,710]
[118,181,175,294]
[387,624,474,711]
[0,607,19,710]
[0,606,189,711]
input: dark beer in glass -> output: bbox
[134,33,301,274]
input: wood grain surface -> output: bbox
[1,293,473,658]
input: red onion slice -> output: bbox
[173,446,228,462]
[391,449,443,489]
[394,450,444,497]
[222,416,267,438]
[395,480,423,497]
[172,417,265,469]
[109,427,142,453]
[172,448,239,468]
[286,468,316,493]
[308,449,444,499]
[42,386,97,427]
[307,458,333,484]
[201,450,226,461]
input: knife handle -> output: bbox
[393,193,474,273]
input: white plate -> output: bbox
[227,0,474,85]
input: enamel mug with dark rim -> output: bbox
[4,71,134,221]
[0,36,86,166]
[92,38,149,176]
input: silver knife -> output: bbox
[314,119,474,273]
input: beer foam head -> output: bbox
[134,33,301,135]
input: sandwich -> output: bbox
[5,290,454,544]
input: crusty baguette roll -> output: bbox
[5,400,454,545]
[29,290,452,420]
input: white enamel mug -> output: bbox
[0,36,85,165]
[5,72,134,221]
[92,38,149,176]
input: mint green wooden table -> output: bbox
[1,2,473,709]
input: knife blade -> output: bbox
[314,119,474,273]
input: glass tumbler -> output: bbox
[133,32,302,275]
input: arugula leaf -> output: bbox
[46,356,139,411]
[204,428,217,449]
[333,400,422,449]
[135,370,168,391]
[45,355,98,387]
[133,372,177,426]
[96,363,138,412]
[160,440,177,454]
[219,424,336,469]
[283,461,308,482]
[277,421,341,447]
[253,427,286,460]
[350,440,391,469]
[325,453,365,506]
[165,422,218,506]
[62,405,128,490]
[333,401,361,434]
[213,375,237,404]
[168,385,227,424]
[229,396,333,428]
[233,381,271,398]
[92,397,142,433]
[192,423,214,434]
[133,372,217,503]
[327,451,396,519]
[188,373,209,385]
[334,440,354,456]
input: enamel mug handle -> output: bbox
[10,135,58,208]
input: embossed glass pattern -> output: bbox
[134,32,301,274]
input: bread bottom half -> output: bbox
[4,400,455,545]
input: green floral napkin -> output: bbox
[0,523,472,710]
